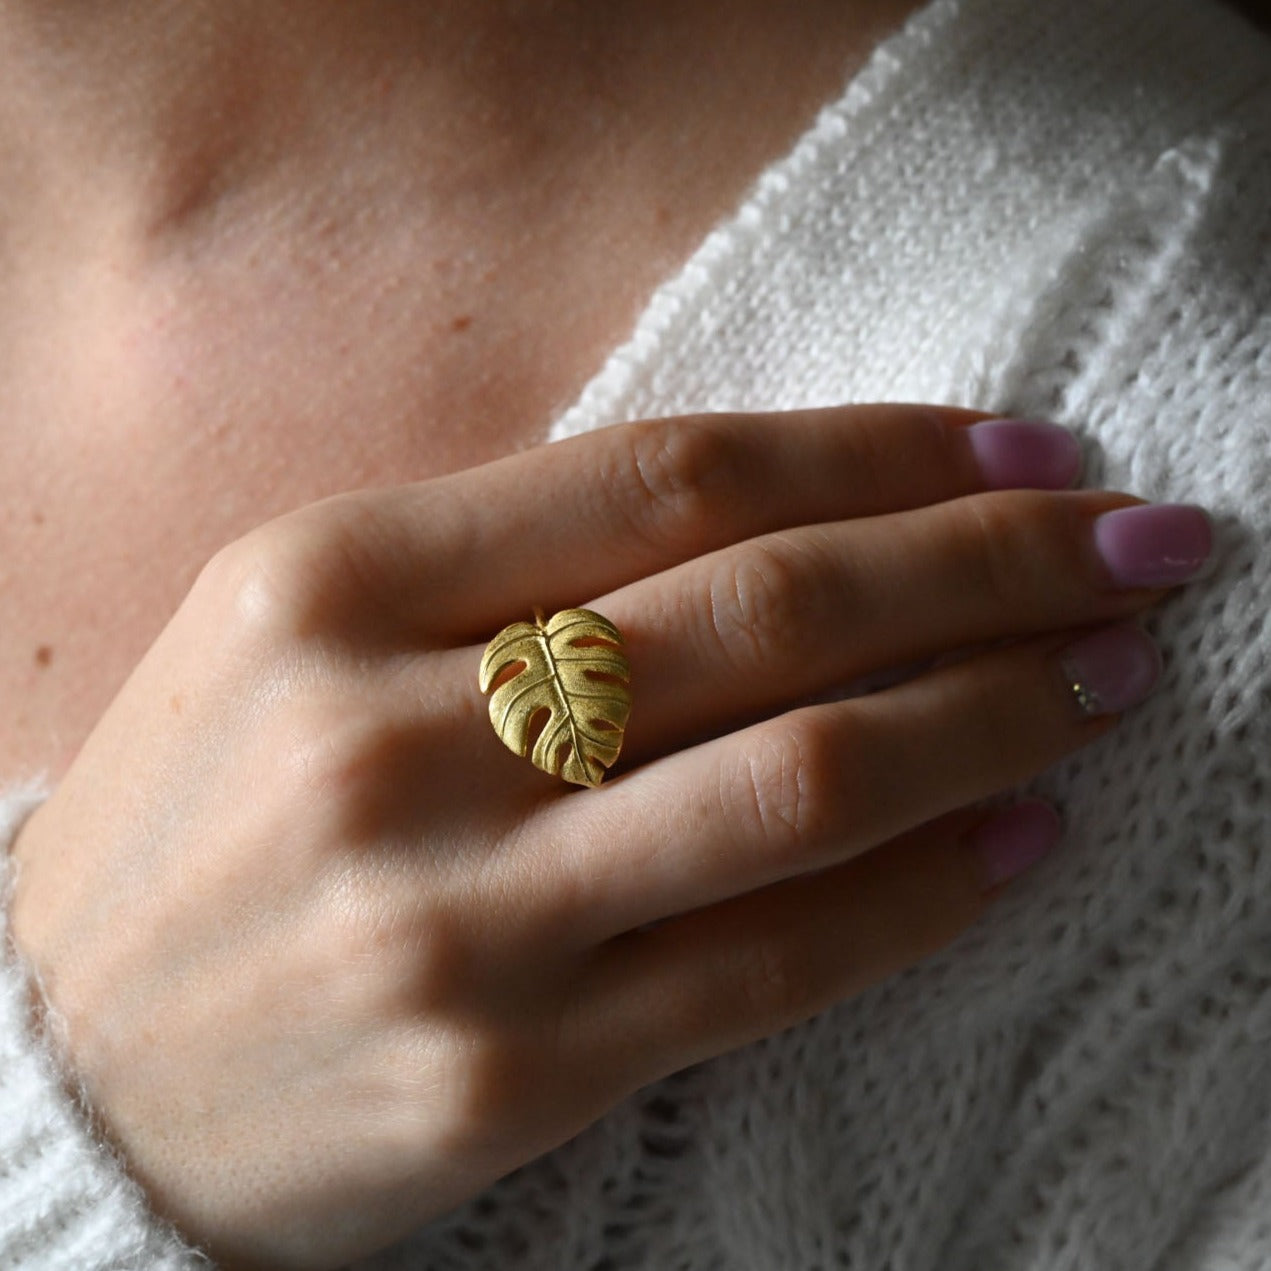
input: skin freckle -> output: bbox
[34,645,53,668]
[451,314,473,333]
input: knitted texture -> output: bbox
[0,791,210,1269]
[3,0,1271,1266]
[418,0,1271,1267]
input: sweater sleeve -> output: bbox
[0,786,211,1269]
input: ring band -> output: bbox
[479,607,632,787]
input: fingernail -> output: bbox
[966,419,1083,490]
[1058,622,1162,716]
[1093,504,1213,587]
[966,800,1062,891]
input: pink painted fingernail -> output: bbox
[1058,622,1163,717]
[966,419,1083,490]
[965,800,1062,891]
[1093,504,1213,587]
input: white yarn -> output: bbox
[3,0,1270,1266]
[0,789,210,1269]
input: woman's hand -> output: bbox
[7,404,1209,1268]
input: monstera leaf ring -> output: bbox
[478,607,633,787]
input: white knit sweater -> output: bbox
[3,0,1270,1267]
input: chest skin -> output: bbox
[0,1,917,781]
[0,187,670,778]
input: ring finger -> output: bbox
[540,620,1161,943]
[596,490,1207,763]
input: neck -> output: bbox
[0,0,918,252]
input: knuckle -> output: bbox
[284,705,382,799]
[195,503,380,647]
[453,1027,541,1126]
[429,1022,573,1158]
[728,931,816,1030]
[910,408,970,491]
[706,535,819,674]
[733,711,844,859]
[278,704,417,846]
[367,1021,539,1162]
[333,888,479,1018]
[395,908,479,1018]
[612,416,742,552]
[197,525,330,646]
[191,532,256,608]
[950,491,1049,606]
[424,995,594,1153]
[840,407,929,510]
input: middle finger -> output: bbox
[597,490,1207,762]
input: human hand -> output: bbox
[7,405,1211,1268]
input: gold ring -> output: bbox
[478,607,632,787]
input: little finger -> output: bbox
[545,621,1159,942]
[578,801,1058,1092]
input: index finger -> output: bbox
[338,405,1081,638]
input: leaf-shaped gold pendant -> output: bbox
[479,608,632,787]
